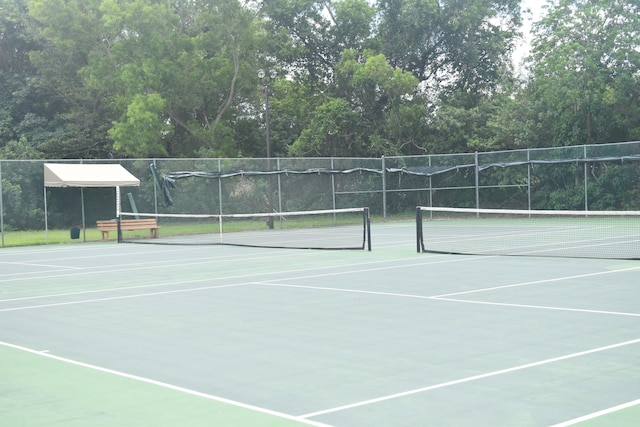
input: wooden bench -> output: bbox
[96,219,159,241]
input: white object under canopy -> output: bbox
[43,163,140,243]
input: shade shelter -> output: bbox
[44,163,140,242]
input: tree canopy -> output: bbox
[0,0,638,159]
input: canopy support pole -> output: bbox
[116,186,121,217]
[81,187,87,242]
[44,185,49,244]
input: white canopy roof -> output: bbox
[44,163,140,188]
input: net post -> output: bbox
[365,207,372,251]
[416,207,423,253]
[117,215,122,243]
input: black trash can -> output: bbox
[70,227,81,239]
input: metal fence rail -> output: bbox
[2,141,640,246]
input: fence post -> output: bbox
[0,161,3,247]
[475,151,480,215]
[428,155,433,210]
[584,145,589,211]
[381,156,386,220]
[277,157,283,213]
[331,157,337,213]
[527,149,532,211]
[152,159,157,214]
[216,158,223,240]
[217,158,223,216]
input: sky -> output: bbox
[513,0,548,71]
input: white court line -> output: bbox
[432,266,640,299]
[0,244,440,284]
[0,261,82,271]
[0,242,220,257]
[0,253,276,281]
[300,338,640,419]
[6,245,288,266]
[550,398,640,426]
[0,250,306,283]
[0,283,251,312]
[259,282,436,300]
[0,341,331,427]
[0,275,256,304]
[259,282,640,318]
[256,255,487,284]
[0,246,367,284]
[6,255,630,315]
[434,297,640,317]
[0,255,473,304]
[0,256,474,309]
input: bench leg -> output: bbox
[101,231,109,241]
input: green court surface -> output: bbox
[1,344,313,427]
[1,222,639,426]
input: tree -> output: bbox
[375,0,522,95]
[29,0,263,157]
[290,97,362,156]
[260,0,375,83]
[526,0,640,147]
[261,79,317,157]
[291,50,427,156]
[19,0,639,160]
[95,0,263,156]
[0,0,68,158]
[28,0,118,158]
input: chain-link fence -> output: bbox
[2,141,640,246]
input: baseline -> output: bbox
[431,265,640,299]
[300,338,640,419]
[0,283,251,313]
[434,297,640,318]
[0,250,305,284]
[0,255,480,306]
[550,399,640,427]
[258,282,640,319]
[0,340,330,427]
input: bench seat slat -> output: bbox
[96,219,159,241]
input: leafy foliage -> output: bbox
[0,0,70,157]
[0,0,635,164]
[527,0,640,147]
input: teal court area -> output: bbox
[1,222,639,426]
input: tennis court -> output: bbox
[1,221,639,426]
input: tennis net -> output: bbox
[118,207,371,250]
[416,207,640,260]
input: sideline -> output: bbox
[550,398,640,427]
[0,340,331,427]
[300,338,640,419]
